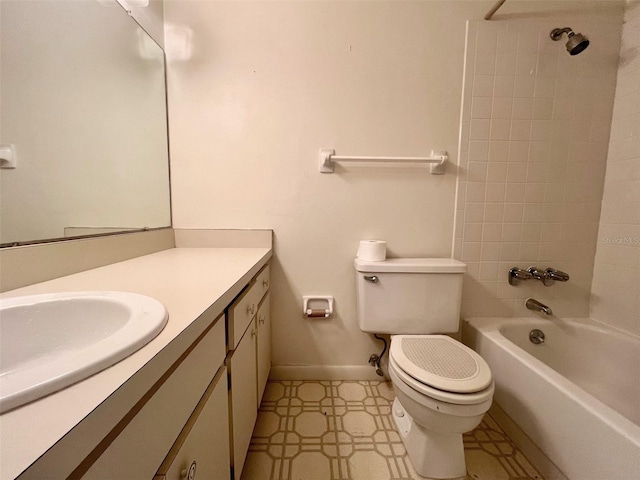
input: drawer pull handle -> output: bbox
[247,304,256,315]
[259,314,265,324]
[263,279,269,288]
[251,327,257,338]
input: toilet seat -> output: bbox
[390,335,493,404]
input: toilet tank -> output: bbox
[354,258,466,334]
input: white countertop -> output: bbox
[0,247,271,480]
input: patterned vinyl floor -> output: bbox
[241,381,543,480]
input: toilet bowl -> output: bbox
[354,258,494,479]
[388,335,494,478]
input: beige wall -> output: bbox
[165,0,487,374]
[454,5,624,319]
[591,0,640,335]
[165,1,628,375]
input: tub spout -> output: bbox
[525,298,552,316]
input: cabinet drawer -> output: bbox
[227,264,270,350]
[154,368,230,480]
[81,316,226,480]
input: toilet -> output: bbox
[354,257,494,479]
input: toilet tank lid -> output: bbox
[354,258,467,273]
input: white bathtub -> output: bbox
[462,317,640,480]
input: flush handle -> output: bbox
[364,275,379,283]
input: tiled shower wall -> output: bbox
[454,12,624,318]
[591,1,640,336]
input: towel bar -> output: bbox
[319,149,448,174]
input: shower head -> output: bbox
[550,27,589,55]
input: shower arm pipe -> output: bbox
[319,148,448,174]
[484,0,507,20]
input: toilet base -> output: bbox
[392,397,467,479]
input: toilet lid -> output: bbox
[390,335,492,393]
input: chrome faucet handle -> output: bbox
[527,266,546,281]
[508,267,533,285]
[545,268,570,283]
[528,266,555,286]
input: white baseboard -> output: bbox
[269,365,388,381]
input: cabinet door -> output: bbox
[155,368,230,480]
[256,294,271,408]
[229,320,257,480]
[81,318,226,480]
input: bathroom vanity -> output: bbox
[0,244,272,480]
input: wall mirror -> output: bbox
[0,0,171,247]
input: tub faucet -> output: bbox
[509,266,570,286]
[508,267,533,285]
[528,267,570,286]
[525,298,552,316]
[545,267,570,284]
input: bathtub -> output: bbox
[462,316,640,480]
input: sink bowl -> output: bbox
[0,291,168,413]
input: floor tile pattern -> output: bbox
[241,381,543,480]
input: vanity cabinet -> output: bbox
[82,265,271,480]
[226,265,271,479]
[81,317,227,480]
[12,254,272,480]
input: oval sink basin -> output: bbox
[0,291,168,413]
